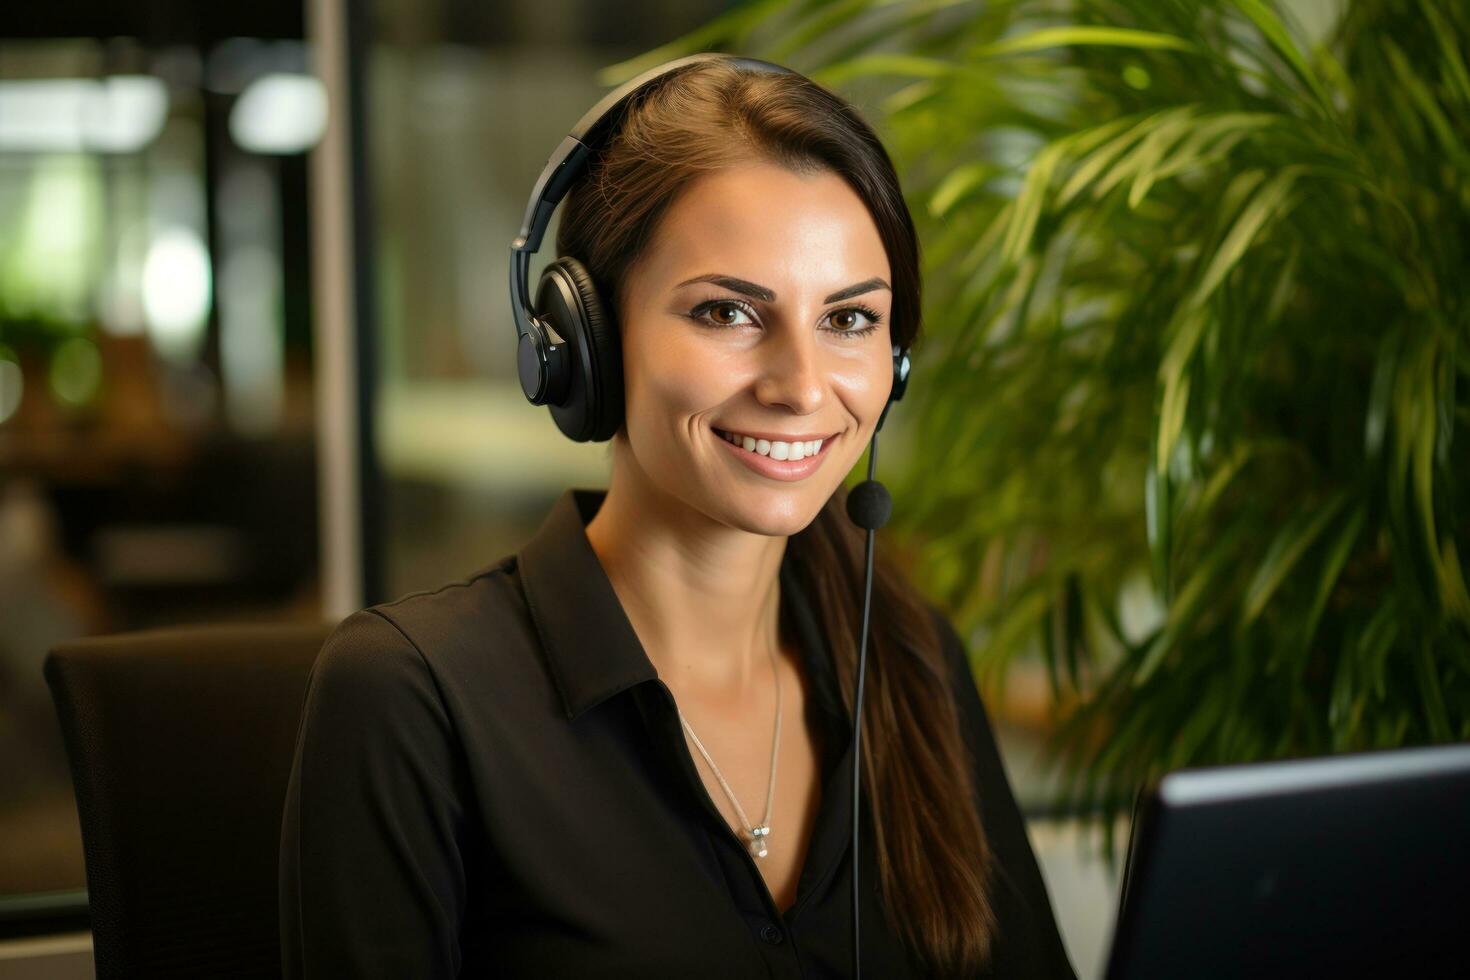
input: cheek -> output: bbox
[832,353,894,419]
[625,327,749,426]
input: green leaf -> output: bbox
[1328,636,1360,735]
[1002,141,1067,264]
[1156,308,1210,471]
[1141,112,1283,189]
[812,53,955,86]
[975,588,1051,688]
[766,0,871,63]
[1438,537,1470,623]
[1055,113,1155,208]
[1136,523,1245,686]
[880,79,940,116]
[1189,442,1256,522]
[1421,2,1470,105]
[1040,597,1062,703]
[1392,333,1451,611]
[1145,462,1171,598]
[1415,637,1453,742]
[1084,108,1200,206]
[1365,329,1401,461]
[976,26,1199,59]
[929,162,996,218]
[1358,601,1400,704]
[1063,575,1085,689]
[1241,493,1348,625]
[1156,372,1191,478]
[1187,165,1301,310]
[1414,363,1439,569]
[1382,36,1470,173]
[1165,680,1227,769]
[1295,505,1366,665]
[1232,0,1333,112]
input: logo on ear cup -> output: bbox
[874,344,912,434]
[892,346,911,403]
[517,324,569,406]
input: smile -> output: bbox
[712,426,837,482]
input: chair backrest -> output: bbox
[43,619,337,980]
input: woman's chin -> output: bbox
[711,489,828,537]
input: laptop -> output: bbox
[1102,740,1470,980]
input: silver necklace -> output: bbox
[675,643,783,859]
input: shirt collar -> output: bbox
[517,487,843,730]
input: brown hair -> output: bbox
[555,58,995,976]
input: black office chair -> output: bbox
[43,619,337,979]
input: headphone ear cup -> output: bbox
[533,257,624,442]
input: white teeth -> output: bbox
[719,429,829,460]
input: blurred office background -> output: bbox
[6,0,1463,977]
[2,0,323,962]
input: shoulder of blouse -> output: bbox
[282,606,473,979]
[330,553,525,663]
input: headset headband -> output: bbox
[508,53,796,345]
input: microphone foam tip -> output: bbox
[846,480,892,531]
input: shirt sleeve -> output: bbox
[279,608,469,979]
[928,605,1079,980]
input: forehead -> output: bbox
[637,161,889,294]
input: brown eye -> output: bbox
[710,303,742,325]
[825,304,884,336]
[689,299,757,328]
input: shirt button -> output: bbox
[759,923,784,945]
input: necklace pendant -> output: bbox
[748,825,770,859]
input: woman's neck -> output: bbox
[584,465,787,698]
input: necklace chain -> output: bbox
[676,642,783,859]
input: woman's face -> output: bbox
[615,160,896,536]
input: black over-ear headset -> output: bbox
[509,51,911,979]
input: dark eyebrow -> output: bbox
[674,274,891,305]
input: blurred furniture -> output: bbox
[42,620,337,979]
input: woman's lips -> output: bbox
[712,427,835,482]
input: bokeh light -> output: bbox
[229,73,328,154]
[48,336,103,407]
[0,345,22,424]
[142,226,212,362]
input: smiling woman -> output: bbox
[565,57,1071,977]
[281,55,1076,980]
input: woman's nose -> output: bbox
[752,327,825,415]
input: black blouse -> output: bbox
[279,488,1077,979]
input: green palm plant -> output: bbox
[607,0,1470,856]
